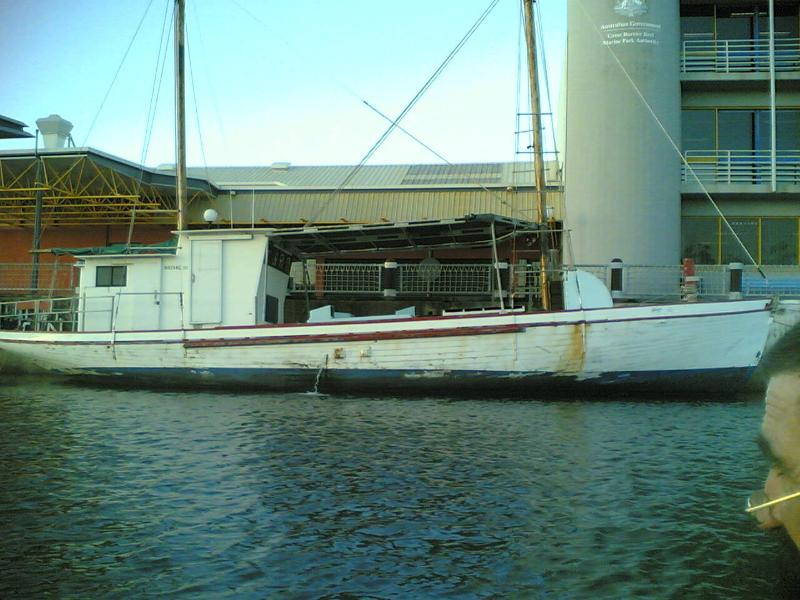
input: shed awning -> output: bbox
[264,214,541,256]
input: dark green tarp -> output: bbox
[50,237,178,256]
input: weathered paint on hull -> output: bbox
[0,299,771,396]
[65,366,756,395]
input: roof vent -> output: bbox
[36,114,73,149]
[271,161,291,170]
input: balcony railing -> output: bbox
[682,37,800,73]
[682,150,800,185]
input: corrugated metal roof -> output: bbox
[188,188,563,226]
[186,161,543,190]
[0,115,33,139]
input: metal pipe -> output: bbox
[175,0,187,230]
[769,0,777,191]
[490,221,505,311]
[30,130,43,293]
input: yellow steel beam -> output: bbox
[5,160,37,190]
[42,155,87,194]
[0,187,50,192]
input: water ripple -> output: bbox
[0,377,798,598]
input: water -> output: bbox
[0,377,797,599]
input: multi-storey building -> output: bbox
[680,0,800,266]
[564,0,799,269]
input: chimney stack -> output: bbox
[36,114,73,149]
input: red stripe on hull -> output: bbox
[182,323,525,349]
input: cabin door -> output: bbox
[190,240,222,324]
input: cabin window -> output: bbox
[96,265,127,287]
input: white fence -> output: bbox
[682,150,800,185]
[578,264,800,300]
[682,37,800,73]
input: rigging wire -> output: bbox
[306,0,501,225]
[533,1,563,270]
[186,25,211,186]
[140,0,173,168]
[128,0,173,246]
[362,101,517,214]
[190,0,229,164]
[82,0,157,147]
[228,0,364,104]
[535,3,559,164]
[574,0,765,277]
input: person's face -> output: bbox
[754,372,800,547]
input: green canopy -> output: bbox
[50,237,178,256]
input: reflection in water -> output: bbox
[0,377,797,598]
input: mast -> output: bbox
[522,0,550,310]
[175,0,187,230]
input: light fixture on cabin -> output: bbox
[203,208,219,226]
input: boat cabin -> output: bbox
[75,230,291,332]
[71,215,549,332]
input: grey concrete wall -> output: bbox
[564,0,681,265]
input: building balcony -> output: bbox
[681,149,800,192]
[681,37,800,76]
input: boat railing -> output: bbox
[0,291,186,333]
[575,264,800,300]
[681,37,800,73]
[0,296,80,332]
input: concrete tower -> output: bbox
[564,0,681,266]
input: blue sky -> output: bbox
[0,0,566,167]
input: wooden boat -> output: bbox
[0,215,771,393]
[0,1,772,394]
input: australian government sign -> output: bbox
[601,0,661,48]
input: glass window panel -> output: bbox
[681,15,714,43]
[682,218,718,264]
[721,218,758,264]
[682,110,716,152]
[776,110,800,151]
[773,15,799,39]
[762,218,798,265]
[718,111,754,150]
[756,110,772,151]
[716,15,753,40]
[96,266,112,287]
[111,266,127,287]
[96,266,127,287]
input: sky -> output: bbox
[0,0,566,168]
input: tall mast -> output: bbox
[175,0,187,230]
[522,0,550,310]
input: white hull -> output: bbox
[0,299,771,394]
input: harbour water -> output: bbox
[0,377,797,599]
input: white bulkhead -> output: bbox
[76,231,290,332]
